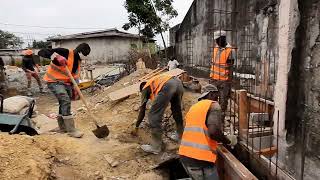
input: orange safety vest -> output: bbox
[210,47,232,81]
[179,100,218,163]
[143,74,173,100]
[43,49,80,83]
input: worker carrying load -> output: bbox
[179,84,237,180]
[135,74,184,154]
[22,49,45,96]
[210,30,236,121]
[38,43,91,138]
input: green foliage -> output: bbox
[123,0,178,38]
[0,30,23,49]
[31,40,51,49]
[41,58,51,66]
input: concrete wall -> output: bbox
[172,0,279,98]
[52,37,141,64]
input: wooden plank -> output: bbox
[217,146,258,180]
[255,146,277,157]
[237,90,248,137]
[243,128,273,138]
[140,68,166,81]
[107,83,140,101]
[107,68,186,101]
[138,68,161,81]
[161,68,185,77]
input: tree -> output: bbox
[123,0,177,58]
[31,40,51,49]
[0,30,23,49]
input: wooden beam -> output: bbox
[237,90,248,137]
[255,147,277,157]
[138,67,160,81]
[107,68,186,101]
[217,146,258,180]
[243,127,273,138]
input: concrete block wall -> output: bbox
[52,37,141,64]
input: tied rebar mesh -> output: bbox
[179,0,307,178]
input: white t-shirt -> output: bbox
[167,60,179,71]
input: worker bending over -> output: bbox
[38,43,91,138]
[22,49,44,96]
[136,74,184,154]
[179,84,237,180]
[210,30,236,121]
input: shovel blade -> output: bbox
[92,125,110,138]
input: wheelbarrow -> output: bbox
[0,94,38,136]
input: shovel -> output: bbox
[66,68,109,138]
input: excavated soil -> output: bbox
[0,69,201,180]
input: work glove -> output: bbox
[55,55,67,66]
[226,135,238,149]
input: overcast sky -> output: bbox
[0,0,193,47]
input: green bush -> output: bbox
[41,58,51,66]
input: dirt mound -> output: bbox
[0,134,57,180]
[0,68,201,180]
[136,172,166,180]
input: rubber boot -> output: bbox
[63,115,84,138]
[50,116,67,133]
[169,124,184,142]
[39,87,47,94]
[141,131,163,154]
[169,132,180,142]
[27,88,32,96]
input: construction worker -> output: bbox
[0,57,5,92]
[135,74,184,154]
[167,57,179,71]
[210,30,236,121]
[22,49,44,96]
[38,43,91,138]
[178,84,237,180]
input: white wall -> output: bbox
[52,37,140,64]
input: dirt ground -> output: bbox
[0,69,201,180]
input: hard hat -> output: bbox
[198,84,219,101]
[214,30,226,40]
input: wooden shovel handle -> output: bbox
[65,68,99,125]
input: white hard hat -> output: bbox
[214,30,226,40]
[198,84,219,101]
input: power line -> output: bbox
[9,31,57,36]
[0,21,104,30]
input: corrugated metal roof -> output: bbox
[48,28,142,41]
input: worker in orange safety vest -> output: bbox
[179,84,237,180]
[135,74,184,154]
[38,43,91,138]
[210,30,236,122]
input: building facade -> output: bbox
[49,28,155,64]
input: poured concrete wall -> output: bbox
[171,0,279,98]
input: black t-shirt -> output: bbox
[38,48,80,74]
[22,55,36,71]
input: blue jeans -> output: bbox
[47,82,72,116]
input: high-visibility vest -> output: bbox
[43,49,80,83]
[210,47,232,81]
[143,74,173,100]
[178,100,218,163]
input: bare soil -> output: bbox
[0,69,200,180]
